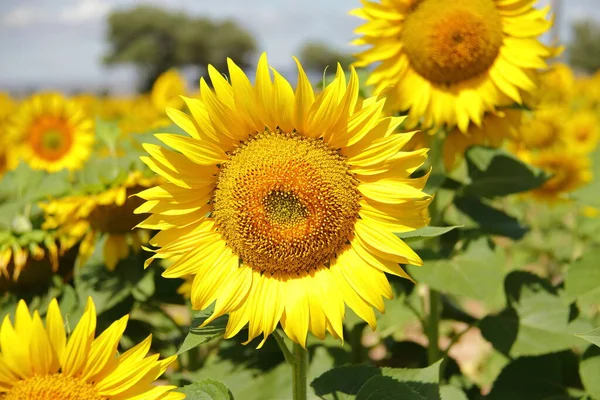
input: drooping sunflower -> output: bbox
[6,93,94,172]
[443,110,522,170]
[40,172,156,270]
[138,54,432,347]
[0,297,183,400]
[526,151,592,201]
[352,0,554,132]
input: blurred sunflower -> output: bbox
[0,230,64,292]
[532,63,575,107]
[0,93,17,176]
[510,107,564,155]
[151,69,187,111]
[444,110,521,170]
[352,0,553,132]
[40,172,156,270]
[138,54,432,347]
[6,93,94,172]
[527,151,592,201]
[0,297,183,400]
[563,111,599,155]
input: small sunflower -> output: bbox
[40,172,156,270]
[352,0,553,132]
[533,63,575,107]
[151,69,187,112]
[510,107,564,154]
[563,111,599,155]
[527,151,592,201]
[138,54,432,347]
[6,93,94,172]
[0,297,183,400]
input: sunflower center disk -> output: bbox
[213,129,361,275]
[3,373,102,400]
[402,0,503,85]
[28,117,73,161]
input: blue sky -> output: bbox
[0,0,597,93]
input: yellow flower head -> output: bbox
[512,107,565,153]
[563,111,600,155]
[0,237,61,291]
[0,297,183,400]
[533,63,575,107]
[151,69,187,111]
[138,54,432,347]
[352,0,553,132]
[40,172,156,270]
[528,151,593,201]
[6,93,94,172]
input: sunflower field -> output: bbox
[2,0,600,399]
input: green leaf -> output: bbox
[311,360,442,400]
[440,386,468,400]
[462,146,549,198]
[580,346,600,399]
[178,305,228,354]
[453,196,528,239]
[177,378,234,400]
[486,354,572,400]
[564,248,600,309]
[576,327,600,348]
[573,145,600,207]
[408,239,505,307]
[480,272,584,357]
[396,226,462,241]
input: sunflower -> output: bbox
[527,151,592,201]
[563,111,599,155]
[0,231,62,292]
[443,110,522,170]
[138,54,432,347]
[0,93,17,176]
[151,69,187,112]
[532,63,575,107]
[6,93,94,172]
[352,0,553,132]
[0,297,183,400]
[40,172,156,270]
[510,107,564,154]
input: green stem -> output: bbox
[427,289,441,365]
[273,330,295,365]
[292,342,309,400]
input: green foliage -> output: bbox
[568,19,600,74]
[178,306,229,354]
[177,379,234,400]
[311,360,442,400]
[297,41,354,75]
[104,6,257,91]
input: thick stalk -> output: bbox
[292,342,309,400]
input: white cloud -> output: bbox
[0,5,47,28]
[59,0,113,23]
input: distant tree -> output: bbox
[298,42,354,75]
[568,20,600,74]
[104,6,257,92]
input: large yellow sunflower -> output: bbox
[138,54,432,347]
[0,297,183,399]
[6,93,94,172]
[352,0,553,132]
[40,172,156,270]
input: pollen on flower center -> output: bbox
[213,129,361,275]
[402,0,503,84]
[263,190,309,227]
[3,373,102,400]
